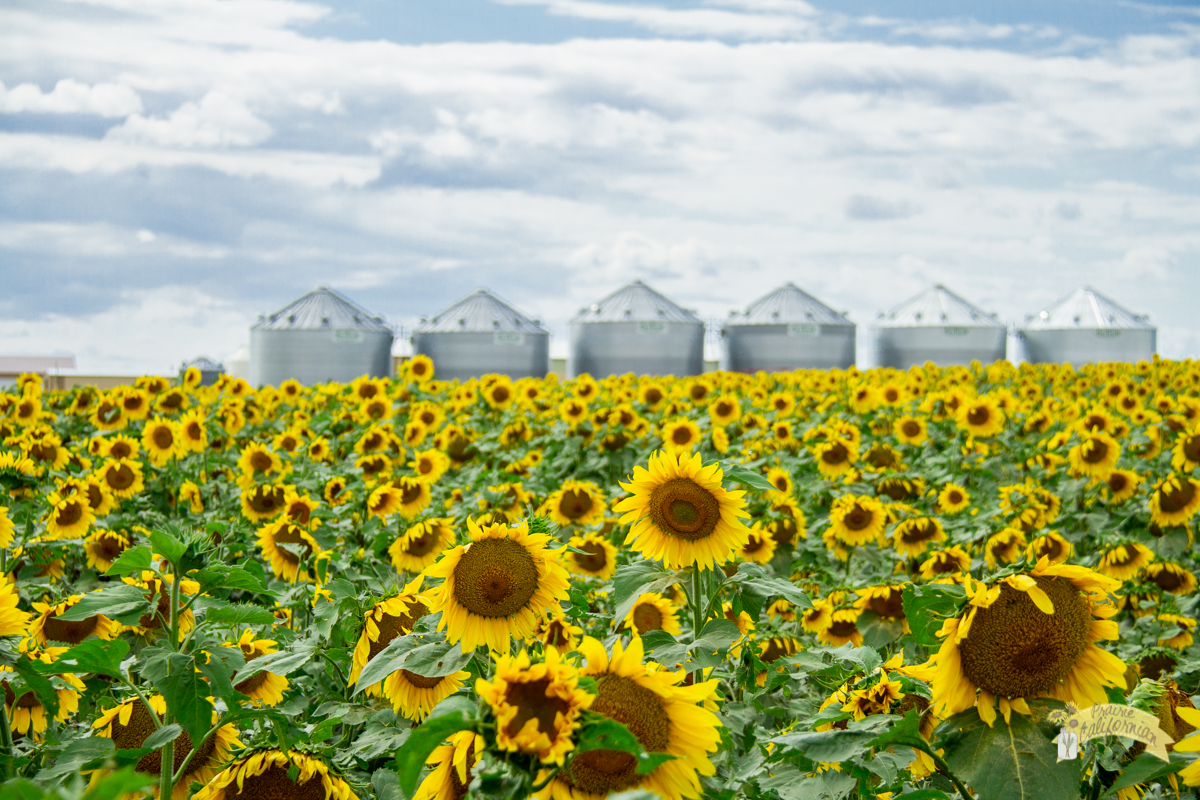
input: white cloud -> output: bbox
[0,78,142,116]
[107,92,273,147]
[492,0,815,38]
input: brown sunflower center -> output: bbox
[250,452,274,472]
[900,520,938,544]
[865,447,898,469]
[768,517,797,545]
[1082,439,1109,464]
[868,589,905,619]
[105,465,136,491]
[367,601,428,662]
[643,388,663,405]
[55,501,83,528]
[878,480,916,501]
[111,700,216,777]
[946,490,964,505]
[743,534,767,554]
[400,669,446,690]
[565,675,670,795]
[42,612,99,645]
[1150,567,1185,592]
[967,407,990,426]
[184,422,203,442]
[86,484,106,510]
[152,427,174,450]
[957,576,1091,698]
[1107,473,1129,493]
[249,486,286,515]
[234,651,270,695]
[224,763,327,800]
[502,676,570,740]
[400,483,423,504]
[403,529,439,557]
[272,528,314,566]
[558,490,594,520]
[1033,537,1064,561]
[95,534,126,561]
[841,504,874,532]
[671,427,693,445]
[287,503,311,525]
[822,444,849,465]
[631,602,664,634]
[715,401,733,417]
[828,619,860,638]
[29,442,57,463]
[1139,653,1177,681]
[1160,480,1196,514]
[572,542,609,573]
[491,386,511,404]
[452,538,539,618]
[760,638,796,664]
[647,478,720,542]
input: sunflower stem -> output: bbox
[0,697,14,780]
[159,562,183,800]
[691,567,705,642]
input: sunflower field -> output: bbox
[2,356,1200,800]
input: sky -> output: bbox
[2,0,1199,374]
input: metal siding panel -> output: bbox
[1019,329,1156,365]
[413,332,550,381]
[721,324,856,372]
[250,329,393,387]
[568,321,704,378]
[872,327,1007,369]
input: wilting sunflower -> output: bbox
[1144,562,1198,595]
[541,479,607,528]
[257,519,321,583]
[891,516,946,558]
[28,595,119,646]
[43,491,95,540]
[1026,531,1072,565]
[95,694,241,800]
[818,608,864,647]
[193,749,355,800]
[937,483,971,514]
[536,614,584,652]
[917,561,1126,726]
[1,647,84,739]
[894,415,929,445]
[84,530,131,572]
[984,528,1026,569]
[828,494,887,549]
[1149,474,1200,527]
[178,480,204,514]
[1096,542,1155,581]
[564,532,618,581]
[855,584,907,623]
[1068,431,1121,480]
[738,525,777,564]
[0,575,31,638]
[615,450,751,571]
[426,518,570,652]
[1158,614,1196,649]
[414,730,484,800]
[624,593,682,637]
[956,396,1005,438]
[228,629,290,707]
[241,483,288,523]
[477,647,593,764]
[389,518,455,573]
[537,636,720,800]
[918,546,971,580]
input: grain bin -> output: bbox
[721,283,855,372]
[248,286,393,387]
[569,280,704,378]
[1018,286,1155,365]
[872,284,1006,369]
[412,289,549,381]
[184,357,224,386]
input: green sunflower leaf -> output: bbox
[719,463,777,493]
[1100,751,1187,798]
[611,560,688,624]
[352,634,472,694]
[103,545,152,577]
[572,714,676,775]
[902,583,965,649]
[231,640,317,685]
[55,584,156,626]
[395,695,476,798]
[35,638,130,678]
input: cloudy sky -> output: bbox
[2,0,1199,374]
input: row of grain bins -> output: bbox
[236,283,1156,386]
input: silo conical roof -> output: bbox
[875,284,1003,329]
[186,356,224,371]
[254,286,390,332]
[731,283,850,326]
[417,289,547,334]
[572,280,700,323]
[1023,287,1152,330]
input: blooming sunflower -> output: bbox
[891,516,946,558]
[389,518,456,573]
[738,525,777,564]
[956,396,1005,438]
[0,506,12,549]
[615,450,751,571]
[827,494,887,548]
[709,396,740,427]
[1103,469,1142,504]
[43,491,95,540]
[1096,542,1154,581]
[1068,431,1120,479]
[27,595,120,646]
[241,483,288,523]
[228,629,290,707]
[426,518,571,652]
[937,483,971,514]
[624,593,682,637]
[855,584,907,623]
[984,528,1026,569]
[818,608,864,647]
[812,437,858,480]
[0,575,31,638]
[541,480,607,528]
[564,533,618,581]
[536,614,584,652]
[414,730,484,800]
[193,749,355,800]
[324,476,351,506]
[349,577,430,690]
[1,647,84,739]
[1157,614,1196,649]
[94,694,242,800]
[1149,474,1200,528]
[257,519,321,583]
[84,530,131,573]
[537,636,720,800]
[141,417,179,466]
[410,449,451,484]
[661,419,702,454]
[477,647,593,764]
[894,415,929,445]
[918,546,971,580]
[97,457,144,500]
[918,560,1126,726]
[367,484,404,519]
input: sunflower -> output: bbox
[918,560,1126,727]
[537,635,720,800]
[84,530,131,572]
[477,647,593,764]
[89,397,126,431]
[241,483,288,523]
[97,457,145,500]
[227,629,290,707]
[1096,542,1154,581]
[894,415,929,445]
[367,484,404,519]
[356,453,392,481]
[956,396,1005,438]
[179,480,204,514]
[536,614,584,652]
[1157,614,1196,649]
[984,528,1026,569]
[660,419,702,454]
[765,466,793,496]
[426,518,571,653]
[28,595,119,646]
[0,575,31,638]
[324,476,351,506]
[937,483,971,514]
[391,476,433,519]
[1144,562,1197,595]
[409,449,451,484]
[389,518,455,573]
[178,409,208,453]
[349,577,430,691]
[1026,531,1072,565]
[1103,469,1142,504]
[855,584,907,622]
[0,507,12,549]
[407,354,435,384]
[918,546,972,580]
[43,491,95,540]
[812,438,858,480]
[615,450,751,571]
[141,418,179,466]
[123,572,200,639]
[828,494,887,548]
[95,694,241,800]
[1,647,84,739]
[1172,428,1200,472]
[1068,431,1120,480]
[192,749,355,800]
[709,396,740,427]
[818,608,864,647]
[564,533,618,581]
[738,525,777,564]
[257,519,321,583]
[483,378,515,410]
[766,599,797,622]
[414,730,484,800]
[541,480,607,528]
[891,516,946,558]
[1149,474,1200,527]
[624,593,682,637]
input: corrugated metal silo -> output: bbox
[412,289,550,381]
[248,286,393,387]
[1018,286,1155,365]
[721,282,855,372]
[185,357,225,386]
[569,280,704,378]
[872,284,1006,369]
